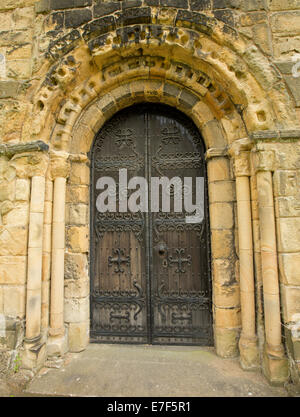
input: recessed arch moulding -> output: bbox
[16,10,298,383]
[28,12,299,151]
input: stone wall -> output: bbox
[0,0,299,389]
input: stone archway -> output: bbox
[18,11,297,384]
[62,78,238,350]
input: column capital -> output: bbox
[205,147,228,160]
[228,137,254,158]
[11,151,49,178]
[251,147,276,173]
[228,138,253,177]
[0,140,49,178]
[50,150,70,180]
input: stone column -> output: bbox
[206,147,241,358]
[250,174,265,353]
[22,152,49,370]
[41,177,53,331]
[25,175,46,340]
[229,138,259,370]
[48,151,70,356]
[253,148,288,384]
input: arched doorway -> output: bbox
[90,104,213,345]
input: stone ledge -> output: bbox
[251,130,300,141]
[36,0,92,13]
[205,147,228,159]
[0,141,49,158]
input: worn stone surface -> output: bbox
[24,344,289,397]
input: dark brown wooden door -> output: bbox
[90,104,212,345]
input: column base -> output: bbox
[214,327,240,358]
[47,327,68,357]
[262,344,289,386]
[239,335,260,370]
[21,336,46,371]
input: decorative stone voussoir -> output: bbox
[115,7,151,26]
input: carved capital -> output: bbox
[228,137,253,157]
[251,148,276,173]
[50,151,70,179]
[205,147,228,160]
[234,153,251,177]
[11,151,49,178]
[228,138,253,177]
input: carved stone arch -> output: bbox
[60,76,239,358]
[68,78,231,155]
[26,15,299,150]
[38,30,247,359]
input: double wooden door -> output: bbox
[90,104,212,345]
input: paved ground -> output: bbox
[21,344,288,397]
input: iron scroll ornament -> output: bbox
[168,248,192,273]
[92,280,146,322]
[108,248,131,273]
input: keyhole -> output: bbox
[158,243,167,257]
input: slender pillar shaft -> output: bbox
[25,176,46,340]
[236,175,256,339]
[229,139,259,369]
[256,171,283,352]
[41,179,53,330]
[49,177,66,336]
[250,175,265,347]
